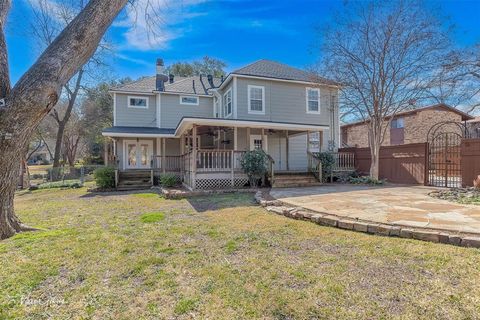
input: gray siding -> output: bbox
[160,94,213,128]
[288,133,308,171]
[232,77,340,149]
[115,94,157,127]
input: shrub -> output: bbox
[314,152,335,182]
[160,173,178,187]
[240,150,268,187]
[93,166,116,189]
[348,176,385,185]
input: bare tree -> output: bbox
[0,0,128,239]
[319,0,450,179]
[28,0,109,169]
[432,46,480,113]
[63,110,85,168]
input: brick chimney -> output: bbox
[156,58,168,91]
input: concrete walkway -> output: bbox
[270,185,480,235]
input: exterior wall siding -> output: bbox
[160,94,213,128]
[233,77,339,149]
[115,94,157,127]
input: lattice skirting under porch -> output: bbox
[194,177,249,190]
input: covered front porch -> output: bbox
[103,118,352,190]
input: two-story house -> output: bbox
[102,59,340,190]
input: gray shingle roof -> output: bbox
[111,75,222,95]
[231,59,338,86]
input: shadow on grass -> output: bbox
[187,193,257,213]
[79,189,160,198]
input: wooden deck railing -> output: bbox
[152,155,182,172]
[197,150,232,172]
[307,151,322,182]
[195,150,248,172]
[330,152,355,171]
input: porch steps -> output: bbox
[272,173,322,188]
[117,170,152,191]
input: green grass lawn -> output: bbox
[1,188,480,319]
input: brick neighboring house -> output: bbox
[341,104,474,147]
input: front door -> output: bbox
[124,139,153,169]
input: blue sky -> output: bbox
[6,0,480,84]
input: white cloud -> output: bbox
[117,0,208,51]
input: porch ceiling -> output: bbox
[102,118,329,139]
[176,117,329,136]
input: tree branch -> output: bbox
[0,0,11,99]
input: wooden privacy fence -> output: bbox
[341,139,480,187]
[461,139,480,187]
[340,143,428,185]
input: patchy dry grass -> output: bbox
[1,188,480,319]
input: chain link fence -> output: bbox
[27,165,103,188]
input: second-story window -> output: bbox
[128,96,148,109]
[223,89,232,117]
[306,88,320,114]
[180,96,199,105]
[391,118,404,128]
[248,85,265,114]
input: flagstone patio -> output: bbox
[270,185,480,235]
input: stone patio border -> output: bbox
[255,190,480,248]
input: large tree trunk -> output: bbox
[0,0,127,239]
[368,121,382,180]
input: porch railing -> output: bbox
[330,152,355,171]
[196,150,247,172]
[152,155,182,172]
[307,151,322,182]
[265,153,275,185]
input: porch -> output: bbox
[104,119,354,190]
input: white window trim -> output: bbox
[179,95,199,106]
[248,85,265,115]
[306,87,320,114]
[223,88,232,118]
[128,95,149,109]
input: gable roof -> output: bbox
[341,103,474,129]
[111,75,222,96]
[231,59,339,86]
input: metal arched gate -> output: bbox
[427,122,469,188]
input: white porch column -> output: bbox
[307,131,311,153]
[162,138,166,173]
[192,125,197,189]
[246,127,251,150]
[156,138,161,169]
[318,131,323,151]
[234,127,238,150]
[285,130,289,170]
[261,129,267,152]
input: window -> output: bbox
[306,88,320,114]
[308,132,322,152]
[180,95,199,105]
[391,118,404,129]
[128,96,148,109]
[253,139,263,150]
[248,85,265,114]
[223,89,232,117]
